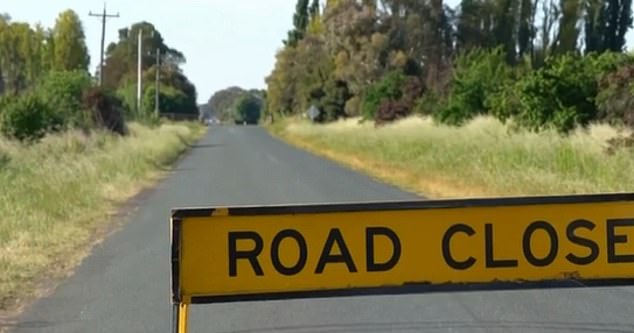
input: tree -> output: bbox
[266,47,299,115]
[142,64,198,115]
[0,14,8,94]
[534,0,560,65]
[324,0,383,97]
[0,21,47,93]
[518,0,537,59]
[318,79,350,121]
[104,21,196,120]
[554,0,581,53]
[423,0,450,87]
[287,0,310,46]
[492,0,519,63]
[294,33,336,115]
[310,0,321,19]
[144,85,188,116]
[208,87,247,120]
[33,24,54,82]
[52,10,89,71]
[456,1,489,52]
[584,0,606,53]
[585,0,633,53]
[233,93,262,124]
[103,22,185,88]
[144,63,197,108]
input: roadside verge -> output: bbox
[268,117,633,198]
[0,122,206,318]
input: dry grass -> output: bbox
[273,116,634,198]
[0,122,205,311]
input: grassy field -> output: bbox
[0,122,205,311]
[272,116,634,198]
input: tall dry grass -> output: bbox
[276,116,634,197]
[0,122,204,310]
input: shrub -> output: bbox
[362,71,405,120]
[375,101,409,125]
[115,82,139,119]
[487,52,631,133]
[0,94,64,141]
[415,91,445,116]
[344,96,361,117]
[375,76,423,124]
[82,87,127,135]
[596,63,634,127]
[435,48,511,125]
[587,51,634,74]
[0,95,11,115]
[36,70,92,128]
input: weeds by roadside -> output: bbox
[0,122,205,311]
[271,116,634,198]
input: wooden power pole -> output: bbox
[89,4,119,86]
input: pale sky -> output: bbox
[4,0,297,103]
[3,1,633,103]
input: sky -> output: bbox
[4,1,634,104]
[4,0,296,103]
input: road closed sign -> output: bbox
[171,193,634,306]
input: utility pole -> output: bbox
[137,29,143,114]
[155,48,160,117]
[89,3,119,86]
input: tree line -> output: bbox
[266,0,634,132]
[203,87,265,124]
[0,10,198,141]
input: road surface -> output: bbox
[9,126,634,333]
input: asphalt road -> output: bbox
[10,126,634,333]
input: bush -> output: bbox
[596,63,634,127]
[375,101,409,125]
[435,48,512,125]
[82,87,127,135]
[36,70,92,128]
[487,52,630,133]
[0,95,11,115]
[344,96,361,116]
[115,82,138,119]
[414,91,445,115]
[0,94,64,141]
[374,77,423,124]
[362,71,405,120]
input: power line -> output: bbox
[89,3,119,86]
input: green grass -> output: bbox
[272,116,634,198]
[0,122,205,310]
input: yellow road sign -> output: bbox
[171,193,634,306]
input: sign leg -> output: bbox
[178,303,189,333]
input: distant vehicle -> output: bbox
[206,118,220,126]
[234,119,257,125]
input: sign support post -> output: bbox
[178,303,189,333]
